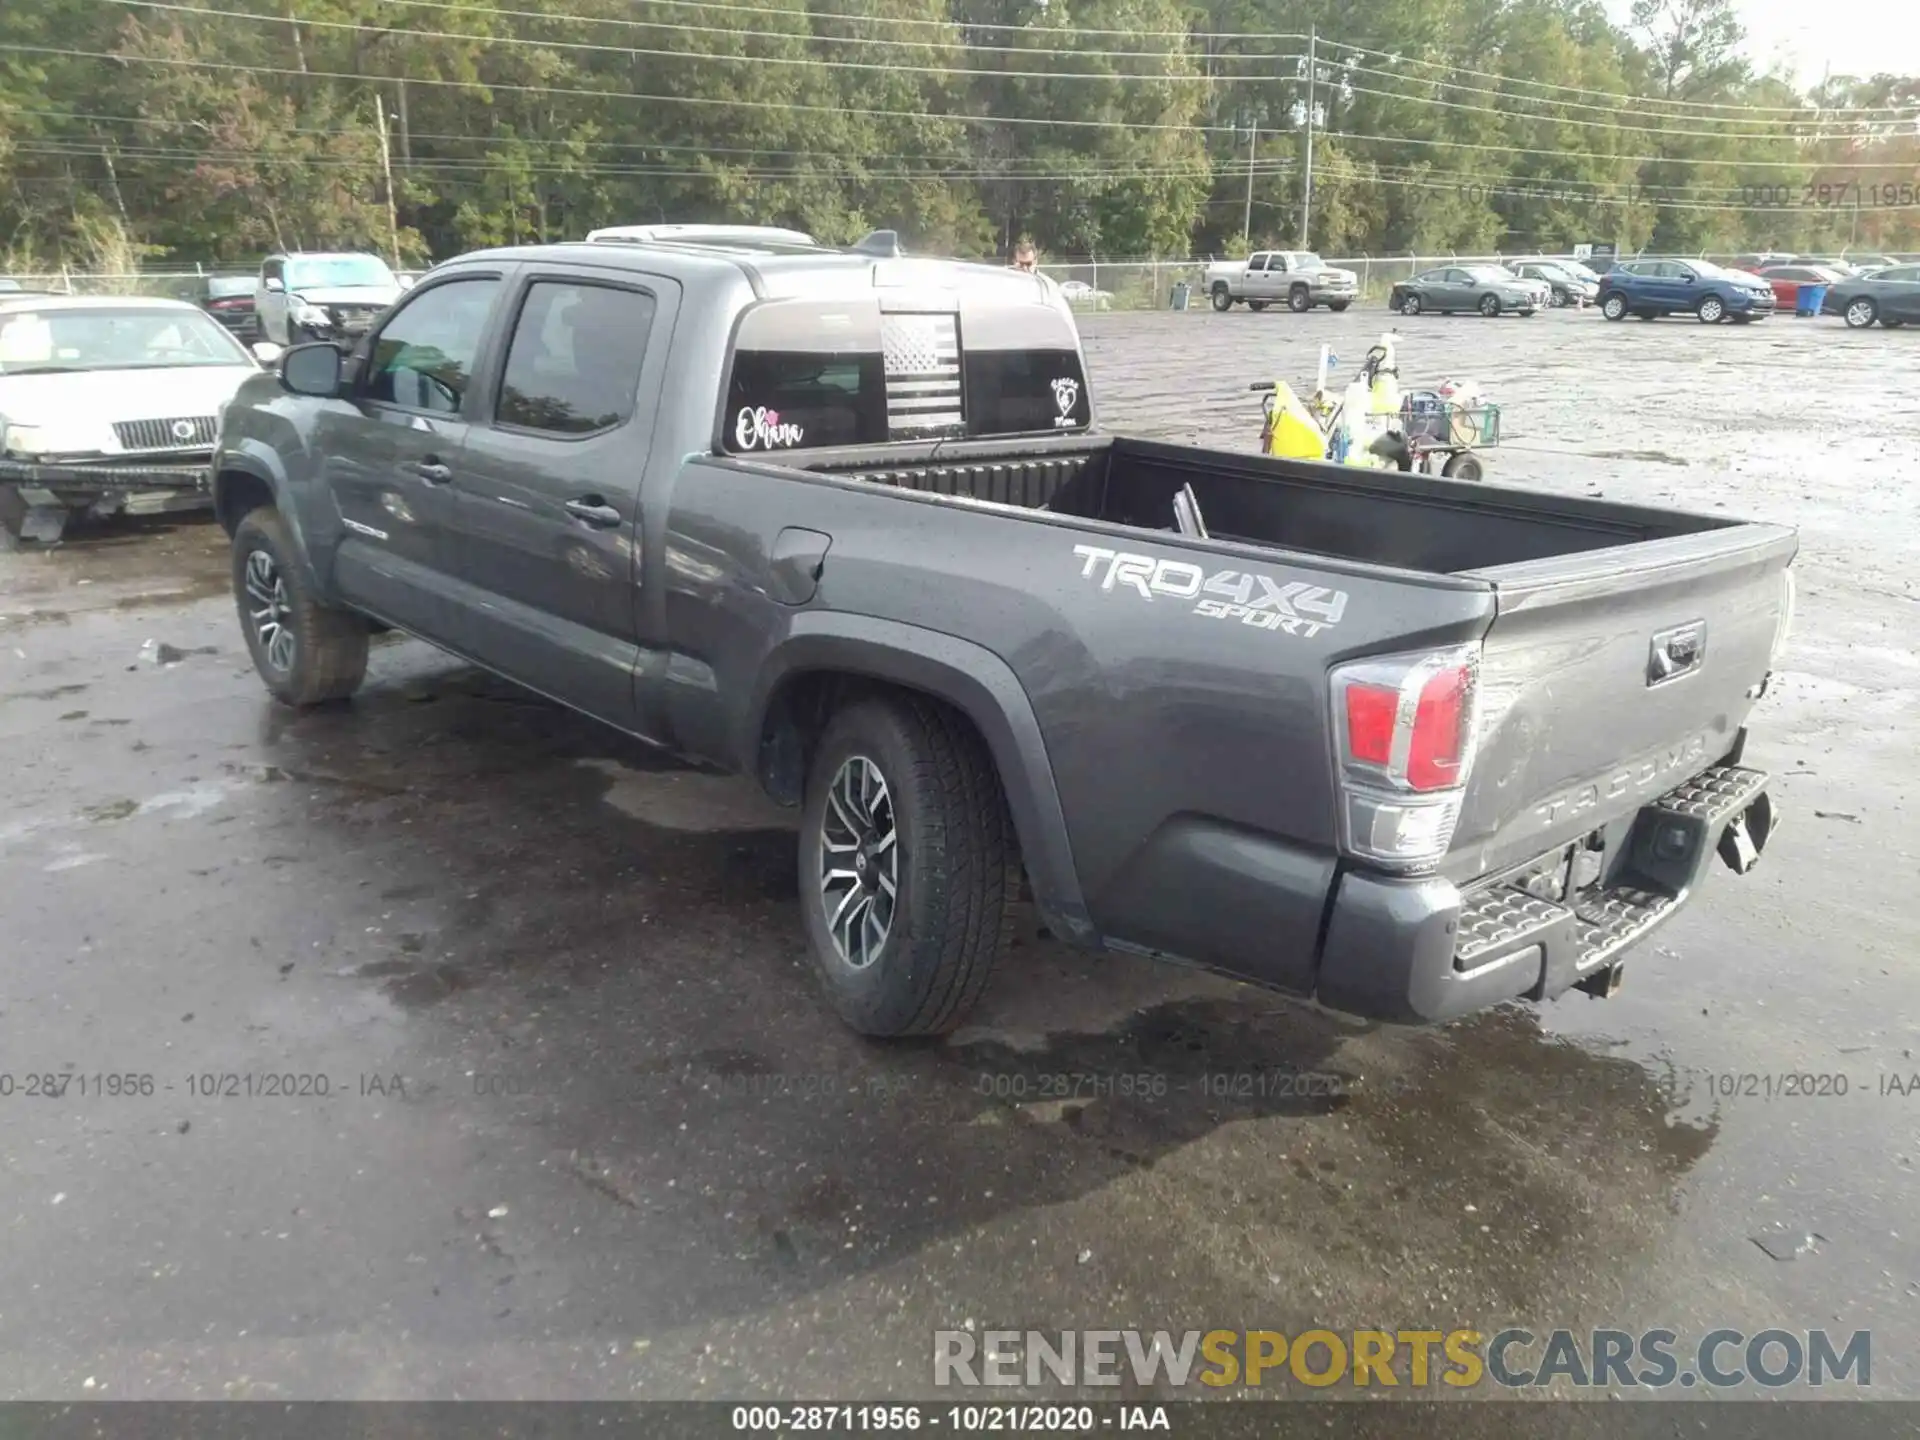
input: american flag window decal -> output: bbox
[880,312,964,439]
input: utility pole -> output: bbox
[374,92,401,269]
[1243,120,1257,243]
[1300,26,1317,249]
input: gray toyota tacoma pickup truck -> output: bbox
[211,236,1794,1036]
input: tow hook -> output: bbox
[1576,963,1626,1000]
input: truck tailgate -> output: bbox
[1448,522,1796,883]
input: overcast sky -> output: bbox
[1606,0,1920,88]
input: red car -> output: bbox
[1758,264,1844,308]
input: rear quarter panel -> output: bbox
[654,458,1497,979]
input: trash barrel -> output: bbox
[1796,284,1828,318]
[1170,282,1190,312]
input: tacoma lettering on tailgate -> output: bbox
[1072,544,1348,638]
[1532,733,1711,828]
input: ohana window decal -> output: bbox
[735,405,805,451]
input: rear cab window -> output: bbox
[720,291,1090,456]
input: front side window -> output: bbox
[496,280,656,436]
[365,277,500,414]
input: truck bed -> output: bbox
[807,434,1736,576]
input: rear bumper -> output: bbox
[1314,762,1775,1024]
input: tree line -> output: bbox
[1,0,1916,272]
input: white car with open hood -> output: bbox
[0,294,274,542]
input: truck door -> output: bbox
[313,271,504,643]
[447,268,682,729]
[1245,253,1276,301]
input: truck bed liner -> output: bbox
[809,435,1738,576]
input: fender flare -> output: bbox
[211,443,323,596]
[744,612,1097,948]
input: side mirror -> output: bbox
[279,342,345,398]
[250,341,283,366]
[263,277,285,293]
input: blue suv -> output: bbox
[1597,259,1777,324]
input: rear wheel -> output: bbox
[1441,451,1485,482]
[798,695,1017,1037]
[1288,286,1312,313]
[1600,293,1628,321]
[232,507,370,707]
[1697,295,1726,324]
[1478,293,1501,317]
[1210,285,1233,312]
[1549,288,1568,308]
[1402,292,1423,316]
[1845,296,1878,328]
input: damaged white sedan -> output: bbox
[0,295,276,543]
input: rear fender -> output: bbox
[744,612,1095,947]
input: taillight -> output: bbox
[1330,645,1480,872]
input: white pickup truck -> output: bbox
[1205,251,1358,313]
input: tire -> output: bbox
[1327,300,1351,312]
[1697,295,1726,324]
[1210,285,1233,312]
[1478,293,1502,318]
[1845,296,1878,328]
[798,695,1017,1037]
[1248,300,1269,312]
[1387,293,1404,314]
[1548,289,1566,308]
[1884,318,1906,329]
[1637,311,1658,321]
[1600,293,1628,321]
[1288,286,1312,313]
[1402,292,1423,316]
[232,507,370,707]
[1441,452,1485,482]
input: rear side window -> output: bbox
[496,280,656,436]
[721,296,1090,454]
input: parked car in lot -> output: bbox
[255,251,404,347]
[1729,252,1796,276]
[1597,259,1776,323]
[1509,260,1597,308]
[211,236,1793,1032]
[1205,251,1357,312]
[1821,263,1920,328]
[200,274,260,341]
[1058,280,1114,310]
[1756,264,1843,310]
[1,294,273,541]
[1838,254,1899,277]
[1389,264,1548,317]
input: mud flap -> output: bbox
[0,485,71,543]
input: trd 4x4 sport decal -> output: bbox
[1072,544,1348,638]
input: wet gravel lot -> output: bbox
[2,306,1917,1406]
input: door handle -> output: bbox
[407,458,453,484]
[564,497,623,528]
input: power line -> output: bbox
[365,0,1302,62]
[1314,36,1920,118]
[371,0,1307,45]
[110,0,1241,83]
[375,0,1919,118]
[0,44,1243,133]
[92,2,1896,143]
[1319,129,1914,170]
